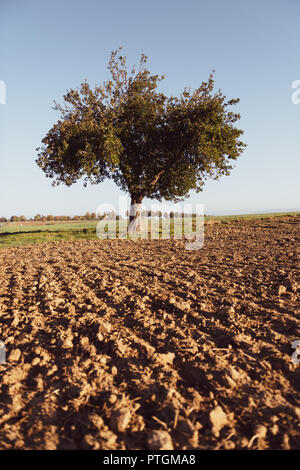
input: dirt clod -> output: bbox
[148,430,174,450]
[278,285,287,296]
[110,409,132,433]
[209,406,229,437]
[8,349,21,362]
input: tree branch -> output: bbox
[150,169,165,187]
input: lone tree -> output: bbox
[36,48,246,229]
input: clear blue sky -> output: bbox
[0,0,299,217]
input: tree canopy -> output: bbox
[36,48,246,208]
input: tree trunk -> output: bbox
[128,195,146,233]
[129,195,143,223]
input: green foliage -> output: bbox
[36,48,246,204]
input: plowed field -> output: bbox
[0,217,299,449]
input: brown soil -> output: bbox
[0,217,299,450]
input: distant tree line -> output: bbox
[0,213,101,222]
[0,211,203,223]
